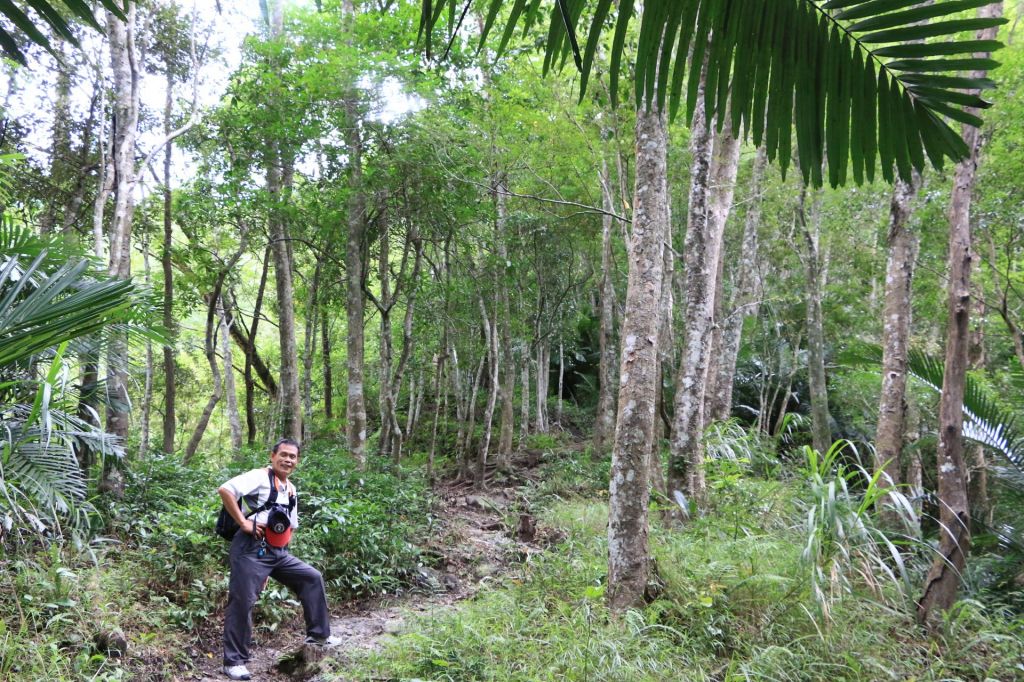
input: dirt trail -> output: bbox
[190,457,547,682]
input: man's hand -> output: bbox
[244,521,265,540]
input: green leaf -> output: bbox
[861,17,1007,44]
[832,0,931,21]
[578,0,614,100]
[886,57,1000,72]
[874,39,1003,59]
[608,0,634,108]
[899,74,996,90]
[846,0,995,33]
[24,0,79,44]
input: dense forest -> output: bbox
[2,0,1024,680]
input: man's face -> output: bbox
[270,443,300,481]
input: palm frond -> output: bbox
[0,254,136,368]
[0,0,127,66]
[839,342,1024,474]
[421,0,1006,187]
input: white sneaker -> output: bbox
[223,664,252,680]
[304,634,342,648]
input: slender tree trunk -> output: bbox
[428,339,447,485]
[494,176,516,462]
[535,341,549,433]
[302,261,322,441]
[707,146,767,421]
[343,0,368,468]
[140,230,153,458]
[520,345,530,443]
[594,159,619,455]
[667,73,716,511]
[918,3,1001,625]
[322,305,334,421]
[967,293,991,523]
[699,117,743,419]
[101,3,140,498]
[40,39,72,236]
[220,296,244,454]
[161,70,177,455]
[875,174,921,523]
[264,2,301,442]
[462,353,486,481]
[77,70,111,472]
[378,232,395,459]
[798,185,833,455]
[184,295,225,464]
[389,237,424,460]
[477,297,500,489]
[244,246,273,444]
[607,103,667,612]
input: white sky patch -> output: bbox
[2,0,424,195]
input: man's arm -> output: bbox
[218,486,263,539]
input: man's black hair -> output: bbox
[272,438,301,455]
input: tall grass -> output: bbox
[336,448,1023,682]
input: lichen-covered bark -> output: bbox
[876,174,921,522]
[104,4,139,460]
[918,2,1001,625]
[607,105,667,612]
[707,146,767,422]
[667,72,717,511]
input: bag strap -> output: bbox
[237,468,278,519]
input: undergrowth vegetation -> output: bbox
[0,441,433,680]
[339,441,1024,682]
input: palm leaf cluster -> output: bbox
[421,0,1006,187]
[0,226,139,548]
[840,342,1024,474]
[0,0,125,66]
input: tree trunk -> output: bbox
[243,246,274,444]
[966,293,990,522]
[462,353,486,481]
[220,296,244,454]
[139,232,153,458]
[594,158,619,455]
[667,71,716,512]
[344,0,368,468]
[535,341,549,433]
[798,185,833,455]
[520,344,530,444]
[40,39,72,236]
[104,2,140,438]
[161,69,177,455]
[477,297,500,489]
[494,176,516,463]
[428,336,448,485]
[699,116,743,420]
[606,103,667,612]
[322,301,334,421]
[707,146,767,422]
[184,295,225,464]
[917,3,1001,625]
[875,174,921,523]
[265,3,301,443]
[101,3,140,498]
[302,261,322,441]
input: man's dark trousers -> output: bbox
[223,532,331,666]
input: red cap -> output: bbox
[265,525,292,548]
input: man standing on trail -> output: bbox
[218,438,340,680]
